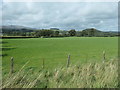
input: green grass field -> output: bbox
[2,37,118,75]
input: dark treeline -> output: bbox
[2,28,119,37]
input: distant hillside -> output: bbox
[78,28,119,37]
[1,25,35,36]
[1,25,35,31]
[1,25,35,35]
[1,25,119,37]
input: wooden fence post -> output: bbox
[67,54,70,67]
[42,59,45,69]
[10,57,14,74]
[103,51,106,63]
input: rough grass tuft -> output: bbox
[2,59,118,88]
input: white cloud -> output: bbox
[3,0,120,2]
[2,2,118,31]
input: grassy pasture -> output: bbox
[2,37,118,75]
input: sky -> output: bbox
[2,1,118,31]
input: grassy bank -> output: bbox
[2,58,118,88]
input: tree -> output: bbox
[54,31,59,36]
[68,29,76,36]
[89,28,95,36]
[81,30,88,36]
[35,30,54,37]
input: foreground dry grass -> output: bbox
[1,59,118,88]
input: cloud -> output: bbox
[3,0,120,2]
[2,2,118,31]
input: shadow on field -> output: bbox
[1,47,15,57]
[0,54,8,57]
[1,41,16,57]
[1,41,15,51]
[0,41,8,44]
[2,47,16,51]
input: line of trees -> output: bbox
[33,28,119,37]
[34,29,77,38]
[2,28,119,37]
